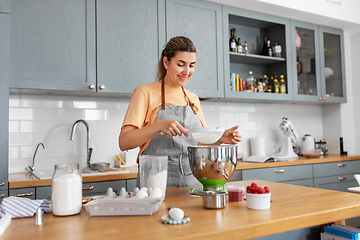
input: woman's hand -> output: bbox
[214,125,241,145]
[158,119,188,137]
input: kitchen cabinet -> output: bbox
[291,21,346,103]
[0,12,9,192]
[35,186,51,201]
[9,0,96,92]
[82,180,126,197]
[9,187,35,200]
[0,0,9,13]
[165,0,224,98]
[0,190,8,204]
[222,6,293,101]
[126,179,137,192]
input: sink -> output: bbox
[31,168,130,180]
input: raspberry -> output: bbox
[264,186,270,193]
[251,182,258,189]
[246,189,252,193]
[257,187,264,194]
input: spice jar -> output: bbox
[51,163,82,216]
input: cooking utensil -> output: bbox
[180,145,237,191]
[188,127,224,144]
[202,191,226,209]
[90,162,110,170]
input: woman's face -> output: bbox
[163,51,196,88]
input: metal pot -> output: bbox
[179,145,238,191]
[202,191,226,209]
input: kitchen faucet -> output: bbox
[26,143,45,176]
[70,119,93,170]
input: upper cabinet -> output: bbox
[9,0,96,92]
[222,6,292,101]
[0,0,9,13]
[165,0,224,98]
[291,21,346,103]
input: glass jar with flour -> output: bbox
[139,155,168,196]
[51,163,82,216]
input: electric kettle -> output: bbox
[301,134,315,153]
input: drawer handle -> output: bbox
[11,192,34,197]
[0,183,4,186]
[338,164,347,167]
[0,194,4,198]
[83,186,94,191]
[339,177,347,180]
[275,169,285,173]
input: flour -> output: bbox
[147,170,167,196]
[51,172,82,216]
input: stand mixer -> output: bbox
[273,117,299,159]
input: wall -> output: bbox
[8,94,323,173]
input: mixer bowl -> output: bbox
[181,145,238,191]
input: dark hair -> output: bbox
[156,36,196,81]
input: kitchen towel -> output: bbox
[1,196,51,218]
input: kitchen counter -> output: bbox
[2,179,360,240]
[8,155,359,189]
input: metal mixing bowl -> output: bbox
[181,145,238,191]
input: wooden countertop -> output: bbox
[8,155,359,189]
[2,180,360,240]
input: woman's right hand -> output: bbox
[158,119,188,137]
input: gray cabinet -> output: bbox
[96,0,165,94]
[0,12,9,192]
[36,186,52,201]
[9,187,35,200]
[9,0,96,91]
[166,0,224,98]
[82,180,126,197]
[223,6,293,101]
[0,190,8,204]
[0,0,9,13]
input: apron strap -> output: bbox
[161,79,165,110]
[181,87,197,115]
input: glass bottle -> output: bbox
[273,76,279,93]
[237,38,243,53]
[246,71,254,92]
[266,39,272,57]
[279,75,286,94]
[262,35,267,56]
[274,42,282,58]
[297,56,303,73]
[229,28,236,52]
[52,163,82,216]
[243,41,248,55]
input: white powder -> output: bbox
[52,172,82,216]
[147,170,167,196]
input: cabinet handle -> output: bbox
[83,186,94,191]
[338,163,346,167]
[99,85,105,90]
[0,194,4,198]
[11,192,34,197]
[323,97,327,101]
[275,169,285,173]
[0,183,4,186]
[339,177,347,180]
[89,84,95,89]
[318,97,322,101]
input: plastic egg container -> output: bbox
[83,187,164,216]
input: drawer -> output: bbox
[314,173,357,192]
[242,165,313,182]
[126,179,137,192]
[82,180,126,197]
[0,189,8,203]
[280,178,314,187]
[9,187,35,199]
[313,160,360,178]
[36,186,52,201]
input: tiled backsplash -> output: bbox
[8,94,323,173]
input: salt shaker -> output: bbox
[51,163,82,216]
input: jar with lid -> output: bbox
[51,163,82,216]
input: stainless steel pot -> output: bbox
[202,191,226,209]
[179,145,238,191]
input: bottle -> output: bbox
[279,75,286,94]
[229,28,236,52]
[273,76,279,93]
[258,80,264,92]
[262,35,267,56]
[297,56,303,73]
[266,39,272,57]
[52,163,82,216]
[246,71,254,92]
[253,78,257,92]
[263,75,269,92]
[274,42,282,58]
[237,38,243,53]
[243,41,248,55]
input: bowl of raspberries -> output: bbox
[246,182,271,210]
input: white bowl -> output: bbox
[189,127,224,144]
[246,192,271,210]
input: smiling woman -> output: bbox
[118,36,241,189]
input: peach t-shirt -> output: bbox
[121,81,206,155]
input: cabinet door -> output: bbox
[9,188,36,200]
[0,190,8,204]
[126,179,137,192]
[96,0,164,94]
[319,26,346,103]
[0,0,9,13]
[314,174,357,192]
[36,186,52,201]
[0,13,9,191]
[9,0,96,91]
[166,0,224,98]
[291,20,322,102]
[223,6,292,101]
[82,180,126,197]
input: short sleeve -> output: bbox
[121,87,149,129]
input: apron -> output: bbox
[139,105,202,188]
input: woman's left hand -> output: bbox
[215,125,241,145]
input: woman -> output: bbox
[119,36,241,188]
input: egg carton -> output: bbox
[83,187,164,216]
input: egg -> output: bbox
[149,187,163,198]
[135,189,148,199]
[169,208,184,221]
